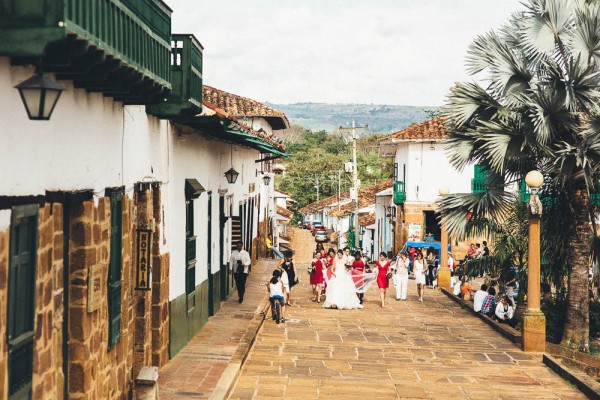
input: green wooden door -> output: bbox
[107,193,123,351]
[207,193,214,315]
[8,205,38,400]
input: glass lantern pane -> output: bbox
[42,89,62,119]
[19,88,42,119]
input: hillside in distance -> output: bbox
[266,102,437,134]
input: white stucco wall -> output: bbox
[0,58,273,303]
[0,60,129,195]
[395,142,473,202]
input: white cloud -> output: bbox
[166,0,524,106]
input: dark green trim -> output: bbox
[107,192,123,351]
[8,204,38,399]
[219,196,227,301]
[207,193,214,316]
[211,271,221,315]
[168,279,209,358]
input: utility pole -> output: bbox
[340,118,367,251]
[337,170,341,211]
[315,173,320,201]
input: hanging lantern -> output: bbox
[15,73,64,120]
[262,174,271,186]
[224,167,239,184]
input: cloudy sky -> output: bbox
[165,0,523,106]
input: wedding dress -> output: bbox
[323,262,364,310]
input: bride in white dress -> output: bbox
[323,250,363,309]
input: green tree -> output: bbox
[440,0,600,351]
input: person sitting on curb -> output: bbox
[473,284,488,312]
[480,287,496,317]
[495,294,516,328]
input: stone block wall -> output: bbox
[151,187,170,368]
[68,197,135,400]
[33,204,65,400]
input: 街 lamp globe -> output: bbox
[525,170,544,194]
[438,186,450,196]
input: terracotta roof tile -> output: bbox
[359,212,375,227]
[201,95,285,151]
[203,85,290,130]
[298,192,351,214]
[276,206,293,219]
[384,117,446,141]
[329,180,393,217]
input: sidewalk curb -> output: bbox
[441,288,521,344]
[208,294,271,400]
[543,354,600,400]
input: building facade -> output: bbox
[0,2,287,399]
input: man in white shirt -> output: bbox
[230,241,251,303]
[473,284,488,312]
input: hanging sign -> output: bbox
[136,229,153,291]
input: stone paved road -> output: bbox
[229,228,585,399]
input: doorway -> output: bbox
[423,210,441,241]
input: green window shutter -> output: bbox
[108,192,123,351]
[185,198,196,312]
[8,205,38,399]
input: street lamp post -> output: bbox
[523,170,545,352]
[438,186,451,290]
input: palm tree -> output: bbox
[440,0,600,352]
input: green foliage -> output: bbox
[276,128,393,208]
[541,297,567,344]
[590,301,600,338]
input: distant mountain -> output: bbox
[266,102,437,134]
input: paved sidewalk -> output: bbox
[229,229,585,399]
[158,258,279,400]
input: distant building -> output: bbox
[379,118,475,254]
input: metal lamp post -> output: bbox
[523,170,546,352]
[438,186,451,290]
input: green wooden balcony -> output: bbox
[471,164,488,194]
[520,179,530,202]
[147,34,203,118]
[0,0,172,104]
[393,181,406,205]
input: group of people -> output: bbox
[472,284,516,327]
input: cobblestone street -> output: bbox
[229,229,585,399]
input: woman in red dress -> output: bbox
[310,251,324,303]
[376,252,391,307]
[351,251,366,304]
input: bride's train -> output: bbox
[323,267,376,310]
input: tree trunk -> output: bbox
[561,185,591,352]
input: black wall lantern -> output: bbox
[224,145,239,184]
[15,73,64,120]
[262,174,271,186]
[224,167,239,184]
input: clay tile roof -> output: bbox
[202,85,290,130]
[201,96,285,152]
[277,206,293,220]
[359,212,376,227]
[329,180,393,217]
[384,117,446,141]
[298,192,351,214]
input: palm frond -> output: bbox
[521,0,574,66]
[438,174,512,241]
[571,2,600,67]
[442,82,503,129]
